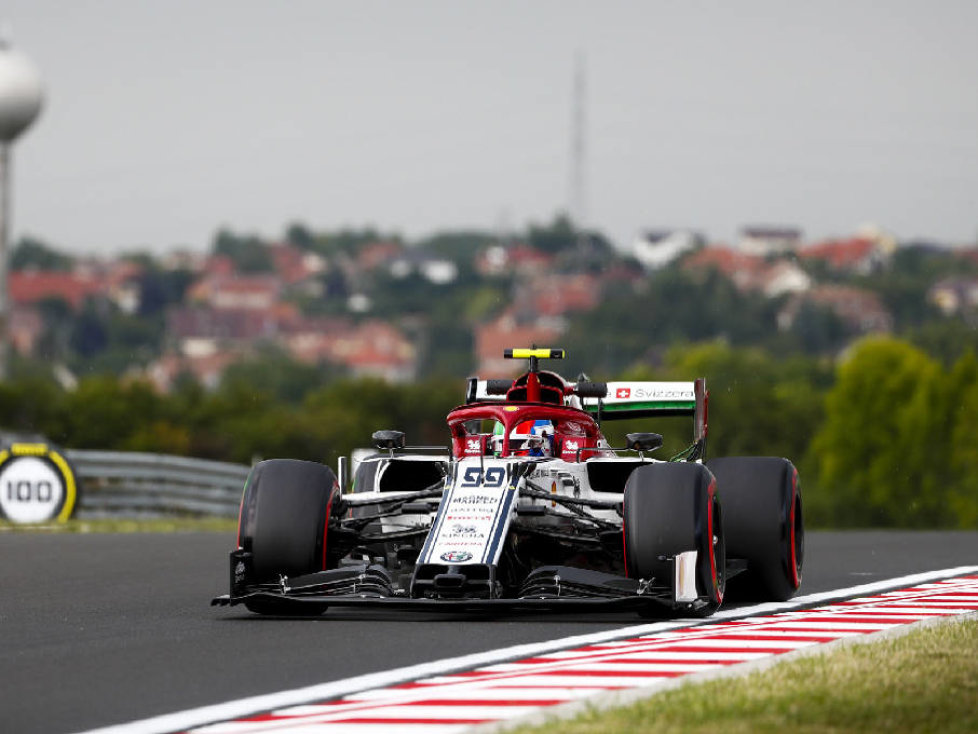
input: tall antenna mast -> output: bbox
[0,32,44,381]
[571,51,587,245]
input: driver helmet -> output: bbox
[513,419,553,457]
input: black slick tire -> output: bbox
[706,456,803,602]
[623,462,725,615]
[236,459,339,613]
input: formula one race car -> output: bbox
[213,349,803,617]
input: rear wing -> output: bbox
[582,378,709,453]
[581,381,695,417]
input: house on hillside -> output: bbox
[475,311,564,376]
[267,243,327,294]
[330,320,417,383]
[757,261,812,297]
[682,247,810,297]
[282,317,417,382]
[282,317,355,363]
[739,226,802,256]
[778,285,893,334]
[631,230,704,270]
[357,241,404,272]
[475,243,554,278]
[798,236,890,275]
[166,305,295,358]
[102,260,145,314]
[928,277,978,316]
[515,273,601,317]
[9,307,43,356]
[388,250,458,285]
[8,270,102,310]
[146,351,240,392]
[186,274,283,311]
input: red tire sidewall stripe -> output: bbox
[788,468,799,588]
[707,477,721,603]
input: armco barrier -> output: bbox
[64,450,251,518]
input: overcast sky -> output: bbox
[3,1,977,255]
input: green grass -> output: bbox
[0,517,237,533]
[511,617,978,734]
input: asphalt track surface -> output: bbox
[0,530,975,734]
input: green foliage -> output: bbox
[528,212,578,255]
[854,246,976,331]
[808,337,976,528]
[948,352,978,527]
[60,377,169,450]
[220,350,338,404]
[137,267,194,316]
[666,342,828,462]
[561,268,778,377]
[284,221,316,249]
[211,228,273,272]
[414,231,495,272]
[906,319,978,367]
[11,236,74,271]
[0,375,67,441]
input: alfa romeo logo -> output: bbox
[440,551,473,563]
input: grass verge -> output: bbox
[0,517,237,533]
[510,616,978,734]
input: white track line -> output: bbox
[73,566,978,734]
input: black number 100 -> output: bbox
[6,480,54,502]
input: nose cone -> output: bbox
[0,46,44,143]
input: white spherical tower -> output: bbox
[0,34,44,380]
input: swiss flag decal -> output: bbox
[616,387,630,398]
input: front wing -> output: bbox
[211,561,728,616]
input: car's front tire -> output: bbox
[237,459,339,614]
[623,462,725,616]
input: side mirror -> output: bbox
[372,430,406,451]
[625,432,663,452]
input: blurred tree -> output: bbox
[791,301,848,354]
[664,342,826,462]
[220,349,337,405]
[561,267,778,377]
[11,235,74,271]
[908,319,978,367]
[212,228,273,272]
[60,377,166,450]
[68,304,109,358]
[948,351,978,527]
[0,375,67,441]
[415,231,494,273]
[808,337,955,527]
[284,221,316,249]
[138,267,194,316]
[528,213,577,255]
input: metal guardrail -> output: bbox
[65,450,251,519]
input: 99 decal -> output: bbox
[459,466,507,488]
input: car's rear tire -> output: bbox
[623,463,725,615]
[237,459,339,613]
[706,456,802,602]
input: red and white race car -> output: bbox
[214,348,803,617]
